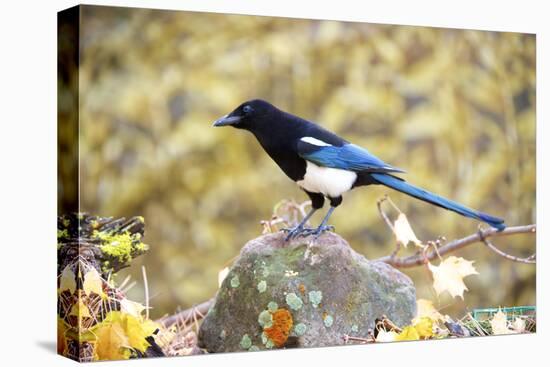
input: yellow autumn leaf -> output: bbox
[95,316,131,360]
[376,330,398,342]
[93,311,159,359]
[69,297,91,318]
[490,309,513,335]
[124,314,158,352]
[59,266,76,294]
[57,317,67,355]
[428,256,478,299]
[83,268,105,298]
[395,325,420,341]
[414,299,444,322]
[413,317,433,339]
[120,298,147,317]
[393,213,423,248]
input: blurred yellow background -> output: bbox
[78,6,536,319]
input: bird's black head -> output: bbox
[213,99,276,132]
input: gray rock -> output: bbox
[198,232,416,352]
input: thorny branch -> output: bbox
[375,196,536,268]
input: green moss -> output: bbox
[257,280,267,293]
[294,323,307,336]
[57,229,69,239]
[240,334,252,349]
[323,315,334,328]
[285,292,303,310]
[230,275,240,288]
[258,310,273,328]
[95,231,136,264]
[308,290,323,308]
[267,301,278,312]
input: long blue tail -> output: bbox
[371,173,505,230]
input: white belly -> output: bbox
[297,161,357,198]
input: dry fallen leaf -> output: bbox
[490,309,513,335]
[95,315,131,360]
[428,256,478,299]
[512,317,526,333]
[413,317,434,339]
[395,325,420,341]
[59,266,76,294]
[376,330,398,342]
[120,299,147,318]
[83,267,105,298]
[414,299,444,323]
[394,213,423,248]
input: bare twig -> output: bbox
[376,195,395,232]
[375,224,536,268]
[478,228,536,264]
[158,298,215,328]
[343,334,375,344]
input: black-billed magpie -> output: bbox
[213,99,505,240]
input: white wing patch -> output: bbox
[297,161,357,198]
[300,136,332,147]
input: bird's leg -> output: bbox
[299,206,336,238]
[282,208,317,241]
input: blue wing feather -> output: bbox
[298,142,405,173]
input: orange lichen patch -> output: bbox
[298,284,306,295]
[264,309,293,347]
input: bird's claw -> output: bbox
[282,225,308,241]
[297,225,335,239]
[283,224,335,241]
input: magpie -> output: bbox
[213,99,505,240]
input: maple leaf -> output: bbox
[414,299,444,322]
[376,330,398,342]
[393,213,423,248]
[83,267,105,298]
[69,298,91,318]
[120,299,147,318]
[94,311,159,360]
[95,314,131,360]
[428,256,479,299]
[395,325,420,341]
[413,317,434,339]
[59,266,76,294]
[490,309,513,335]
[124,314,158,352]
[512,317,526,333]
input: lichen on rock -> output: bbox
[198,232,416,352]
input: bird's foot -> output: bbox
[298,225,335,239]
[282,225,310,241]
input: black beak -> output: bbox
[213,115,242,127]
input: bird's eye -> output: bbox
[243,105,253,114]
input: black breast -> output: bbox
[265,149,307,182]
